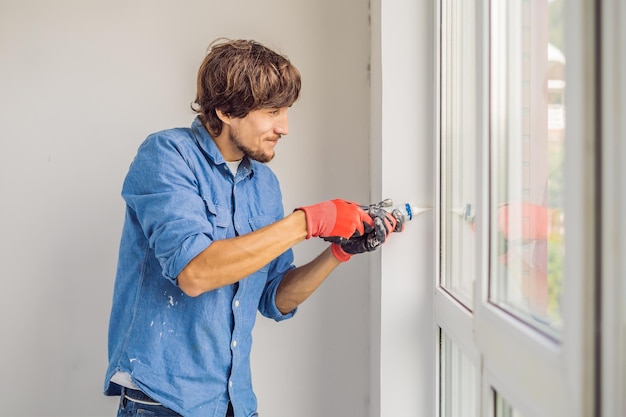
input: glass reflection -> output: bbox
[440,0,477,309]
[440,331,477,417]
[490,0,565,333]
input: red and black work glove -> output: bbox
[296,199,375,241]
[330,200,406,262]
[368,198,406,233]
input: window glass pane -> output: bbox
[440,0,477,309]
[440,330,478,417]
[493,390,527,417]
[490,0,565,334]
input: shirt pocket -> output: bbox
[248,216,275,273]
[202,197,230,240]
[248,216,274,231]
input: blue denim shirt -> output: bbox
[104,117,296,417]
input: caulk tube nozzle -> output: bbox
[408,205,432,218]
[380,199,432,222]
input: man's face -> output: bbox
[227,107,289,163]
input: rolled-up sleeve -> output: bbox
[122,133,214,284]
[258,250,297,321]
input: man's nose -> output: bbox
[275,112,289,135]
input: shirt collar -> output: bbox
[191,117,254,178]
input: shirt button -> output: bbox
[232,340,237,348]
[229,380,233,388]
[234,300,240,308]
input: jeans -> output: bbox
[116,387,235,417]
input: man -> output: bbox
[104,38,403,417]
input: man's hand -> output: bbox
[330,199,406,262]
[296,199,374,240]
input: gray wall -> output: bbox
[0,1,372,416]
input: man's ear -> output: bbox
[215,109,232,126]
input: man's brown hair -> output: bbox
[192,39,301,137]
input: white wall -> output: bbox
[0,1,372,416]
[370,1,436,416]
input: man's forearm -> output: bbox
[178,210,308,297]
[275,246,341,314]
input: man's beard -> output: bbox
[230,130,275,163]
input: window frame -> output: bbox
[434,2,481,416]
[600,1,626,416]
[435,1,599,416]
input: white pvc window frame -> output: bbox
[600,1,626,416]
[435,1,599,416]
